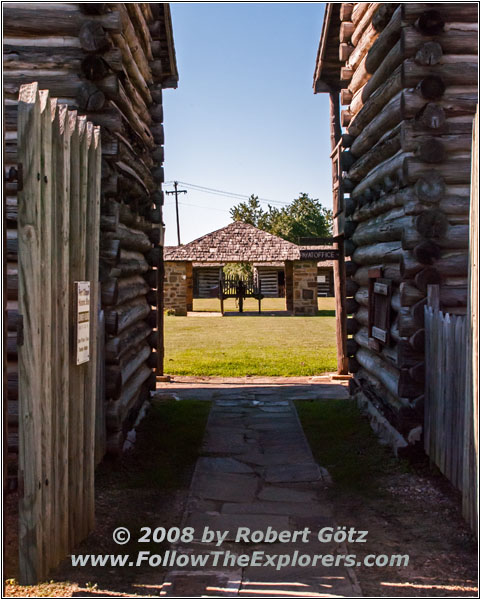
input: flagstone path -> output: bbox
[152,380,361,597]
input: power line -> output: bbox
[164,180,291,206]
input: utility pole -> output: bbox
[165,181,187,245]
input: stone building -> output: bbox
[163,222,334,315]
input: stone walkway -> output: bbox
[153,381,361,597]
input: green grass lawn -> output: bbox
[295,399,405,496]
[192,296,334,314]
[164,298,337,376]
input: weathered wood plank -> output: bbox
[39,90,54,574]
[18,81,44,585]
[51,102,71,563]
[84,123,101,535]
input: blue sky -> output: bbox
[162,2,331,246]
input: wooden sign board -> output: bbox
[300,249,339,261]
[75,281,90,365]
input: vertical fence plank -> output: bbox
[18,82,44,585]
[84,124,101,533]
[68,111,84,548]
[38,89,54,578]
[52,103,71,561]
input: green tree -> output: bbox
[230,193,332,243]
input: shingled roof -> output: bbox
[164,222,302,262]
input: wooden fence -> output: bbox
[424,297,468,489]
[424,109,479,532]
[17,82,101,583]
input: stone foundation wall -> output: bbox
[164,261,192,315]
[292,261,318,315]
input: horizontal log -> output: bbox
[351,151,411,200]
[360,39,404,102]
[348,127,401,182]
[116,275,150,306]
[401,26,478,57]
[416,210,450,240]
[353,187,415,223]
[353,209,413,245]
[402,224,469,251]
[348,65,402,136]
[401,4,479,25]
[401,250,469,278]
[348,22,379,72]
[412,241,441,264]
[340,43,353,62]
[354,306,369,328]
[3,6,122,36]
[118,203,135,226]
[105,342,151,400]
[401,123,474,157]
[353,241,403,265]
[404,156,473,185]
[106,364,152,430]
[353,263,402,287]
[440,285,468,307]
[414,268,441,294]
[403,58,478,89]
[115,249,149,278]
[101,278,119,306]
[340,21,355,42]
[356,346,399,399]
[103,223,152,253]
[105,297,151,336]
[109,32,151,105]
[365,6,401,75]
[354,286,369,307]
[4,45,122,73]
[100,215,118,232]
[351,3,381,46]
[399,282,424,307]
[340,3,354,22]
[105,320,152,364]
[100,238,121,264]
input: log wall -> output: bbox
[334,2,477,445]
[4,3,177,468]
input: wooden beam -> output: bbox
[329,91,347,375]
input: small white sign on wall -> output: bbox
[76,281,90,365]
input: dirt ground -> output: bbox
[328,470,478,597]
[4,389,478,598]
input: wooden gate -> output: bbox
[17,82,101,583]
[220,274,263,314]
